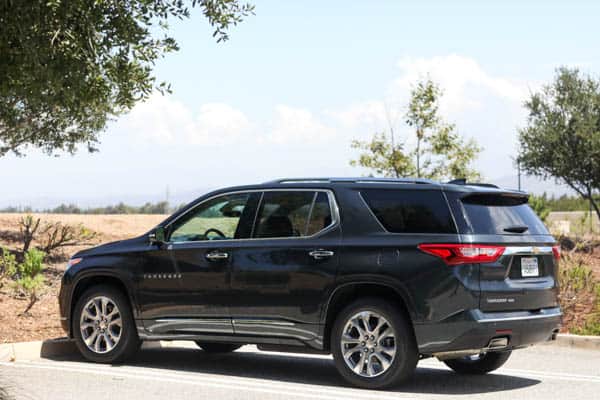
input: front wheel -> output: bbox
[443,351,512,374]
[195,342,243,353]
[72,285,139,363]
[331,298,418,389]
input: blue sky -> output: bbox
[2,0,599,207]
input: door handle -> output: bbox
[309,249,334,260]
[205,251,229,261]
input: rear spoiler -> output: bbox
[447,178,500,189]
[460,191,529,206]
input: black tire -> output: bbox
[72,285,140,363]
[331,297,418,389]
[443,351,512,374]
[195,342,243,353]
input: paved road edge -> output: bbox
[1,334,599,362]
[548,333,600,351]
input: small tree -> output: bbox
[18,214,41,253]
[529,194,551,223]
[351,78,482,181]
[13,249,45,315]
[39,222,98,255]
[518,67,600,222]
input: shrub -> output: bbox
[558,254,600,335]
[0,247,17,288]
[529,194,550,223]
[12,248,46,315]
[39,222,98,255]
[18,214,41,253]
[16,215,99,260]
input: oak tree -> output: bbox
[518,67,600,221]
[0,0,253,157]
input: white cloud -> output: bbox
[189,103,253,145]
[326,100,387,131]
[263,105,337,144]
[392,54,528,113]
[123,56,529,180]
[127,94,191,144]
[125,94,252,146]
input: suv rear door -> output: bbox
[446,190,559,312]
[227,189,341,342]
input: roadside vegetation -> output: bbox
[0,201,179,215]
[557,242,600,336]
[0,215,101,316]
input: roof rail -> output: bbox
[264,177,436,185]
[446,179,499,189]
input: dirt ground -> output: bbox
[1,213,599,343]
[0,213,166,343]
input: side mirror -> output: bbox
[149,226,166,245]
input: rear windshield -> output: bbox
[361,189,456,234]
[460,194,549,235]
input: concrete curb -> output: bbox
[552,333,600,351]
[0,339,181,362]
[0,338,78,362]
[1,334,599,362]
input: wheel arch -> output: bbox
[69,272,137,338]
[321,281,416,352]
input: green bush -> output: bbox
[571,283,600,336]
[0,247,18,287]
[12,248,46,315]
[529,194,550,223]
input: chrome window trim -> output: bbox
[358,191,388,233]
[165,188,340,244]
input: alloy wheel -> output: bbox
[340,311,397,377]
[79,296,122,354]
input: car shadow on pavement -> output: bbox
[46,346,540,395]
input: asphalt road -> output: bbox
[0,342,598,400]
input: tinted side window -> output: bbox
[170,193,250,242]
[460,194,549,235]
[361,189,456,234]
[254,191,316,238]
[307,192,333,235]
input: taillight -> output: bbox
[418,244,505,265]
[552,245,561,261]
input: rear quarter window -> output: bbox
[361,189,456,234]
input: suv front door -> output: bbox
[228,190,341,343]
[142,191,260,336]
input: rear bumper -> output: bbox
[415,307,562,356]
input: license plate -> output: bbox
[521,257,539,277]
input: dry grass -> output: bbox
[0,213,165,343]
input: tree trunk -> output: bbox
[588,192,600,231]
[416,133,421,178]
[19,292,38,316]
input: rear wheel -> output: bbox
[443,351,512,374]
[331,298,418,389]
[72,285,139,363]
[195,342,243,353]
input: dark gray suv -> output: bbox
[59,177,561,389]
